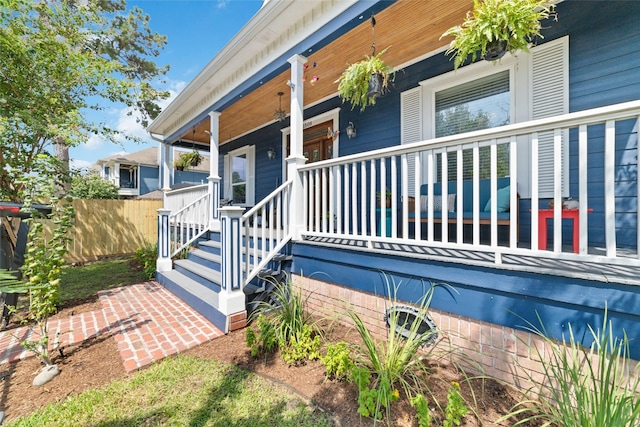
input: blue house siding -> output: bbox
[216,1,638,244]
[139,165,159,195]
[175,170,208,186]
[292,242,640,359]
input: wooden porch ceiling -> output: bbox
[180,0,473,147]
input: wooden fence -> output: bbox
[42,199,162,262]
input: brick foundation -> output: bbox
[229,311,247,332]
[292,274,638,392]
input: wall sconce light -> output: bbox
[346,122,356,139]
[267,147,276,160]
[274,92,286,122]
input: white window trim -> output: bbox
[281,107,341,182]
[415,37,569,198]
[419,52,526,140]
[224,145,255,206]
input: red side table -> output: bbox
[536,208,593,253]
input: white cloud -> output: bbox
[216,0,229,9]
[70,159,94,170]
[82,133,104,150]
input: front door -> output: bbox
[286,121,334,163]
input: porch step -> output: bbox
[155,270,226,332]
[188,249,221,271]
[198,239,221,256]
[173,259,221,292]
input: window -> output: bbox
[119,165,138,189]
[435,71,511,181]
[404,36,569,198]
[435,71,510,137]
[231,155,247,204]
[224,145,255,206]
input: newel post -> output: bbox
[219,206,246,333]
[156,208,172,272]
[287,54,307,240]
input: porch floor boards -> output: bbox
[302,235,640,286]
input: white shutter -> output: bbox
[532,37,569,197]
[401,87,423,196]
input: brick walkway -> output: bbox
[0,282,223,373]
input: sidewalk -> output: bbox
[0,282,223,373]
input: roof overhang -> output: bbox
[147,0,391,143]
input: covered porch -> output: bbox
[158,98,640,287]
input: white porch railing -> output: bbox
[165,185,211,257]
[299,100,640,269]
[164,184,208,215]
[242,180,293,285]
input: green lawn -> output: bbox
[60,258,147,301]
[7,355,333,427]
[9,259,333,427]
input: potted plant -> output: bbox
[336,48,394,112]
[441,0,556,69]
[175,150,203,170]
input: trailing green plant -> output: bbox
[246,313,278,357]
[345,274,442,424]
[498,309,640,426]
[441,0,556,69]
[321,341,354,380]
[132,242,157,280]
[443,381,469,427]
[336,48,394,111]
[410,393,432,427]
[175,150,203,169]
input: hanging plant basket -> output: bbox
[367,73,385,100]
[336,48,394,112]
[441,0,556,69]
[175,151,203,170]
[483,39,508,62]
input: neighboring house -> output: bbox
[147,0,640,382]
[95,147,209,198]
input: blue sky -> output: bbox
[69,0,263,170]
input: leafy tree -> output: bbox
[0,0,169,202]
[70,170,119,199]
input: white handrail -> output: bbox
[298,99,640,268]
[242,180,293,285]
[169,192,210,257]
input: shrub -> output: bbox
[499,309,640,426]
[281,323,321,365]
[246,314,277,357]
[132,242,157,280]
[248,276,320,365]
[345,274,442,423]
[321,341,354,380]
[444,381,468,427]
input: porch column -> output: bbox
[208,111,222,232]
[287,54,307,241]
[156,208,172,272]
[159,142,172,191]
[219,206,246,333]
